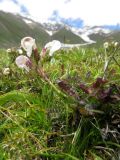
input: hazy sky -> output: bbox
[0,0,120,27]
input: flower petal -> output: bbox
[21,37,36,57]
[15,55,31,72]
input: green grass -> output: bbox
[0,45,120,160]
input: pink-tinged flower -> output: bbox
[15,55,32,72]
[40,40,61,58]
[21,37,37,57]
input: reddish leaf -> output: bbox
[61,64,65,75]
[33,48,40,63]
[57,80,79,99]
[92,77,108,88]
[79,84,93,94]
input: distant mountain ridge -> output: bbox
[0,11,120,48]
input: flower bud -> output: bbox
[17,48,23,54]
[114,41,119,48]
[6,48,12,53]
[103,42,109,49]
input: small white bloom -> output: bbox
[6,48,12,53]
[17,48,23,54]
[3,68,10,75]
[21,37,36,57]
[114,42,119,48]
[103,42,109,49]
[15,55,31,72]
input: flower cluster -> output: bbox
[103,41,119,50]
[6,37,62,73]
[6,37,38,72]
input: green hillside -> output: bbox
[0,11,50,48]
[89,31,120,47]
[51,28,86,44]
[89,33,108,44]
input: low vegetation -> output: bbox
[0,41,120,160]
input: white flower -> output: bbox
[6,48,12,53]
[3,68,10,75]
[17,48,23,54]
[103,42,109,49]
[41,40,61,58]
[21,37,37,57]
[15,55,32,72]
[114,41,119,48]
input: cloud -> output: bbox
[0,0,21,13]
[0,0,29,15]
[0,0,120,26]
[20,5,29,15]
[56,0,120,26]
[49,10,84,28]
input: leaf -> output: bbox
[92,77,108,88]
[57,80,79,99]
[79,84,93,94]
[33,48,40,63]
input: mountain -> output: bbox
[0,11,50,48]
[51,27,86,44]
[0,11,85,48]
[43,22,120,45]
[0,11,120,48]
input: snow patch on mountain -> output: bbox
[23,18,33,24]
[45,30,53,36]
[70,26,111,43]
[80,34,95,43]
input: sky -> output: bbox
[0,0,120,28]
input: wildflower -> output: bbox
[15,55,32,72]
[40,40,61,58]
[114,41,119,48]
[21,37,37,57]
[6,48,12,53]
[103,42,109,49]
[17,48,23,54]
[3,68,10,75]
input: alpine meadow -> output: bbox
[0,10,120,160]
